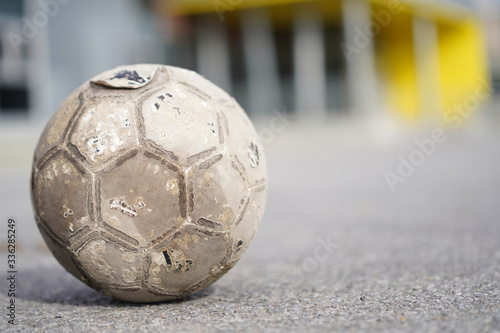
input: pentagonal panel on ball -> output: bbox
[140,79,224,165]
[98,150,183,248]
[189,152,249,230]
[33,152,95,245]
[69,99,137,166]
[77,237,143,287]
[146,223,228,294]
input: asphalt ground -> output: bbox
[0,115,499,332]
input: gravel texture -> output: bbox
[0,119,499,332]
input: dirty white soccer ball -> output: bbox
[30,64,267,302]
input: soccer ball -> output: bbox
[30,64,267,302]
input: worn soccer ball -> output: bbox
[30,64,267,302]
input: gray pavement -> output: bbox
[0,118,499,332]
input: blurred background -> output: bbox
[0,0,498,126]
[0,1,499,328]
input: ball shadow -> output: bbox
[10,264,214,307]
